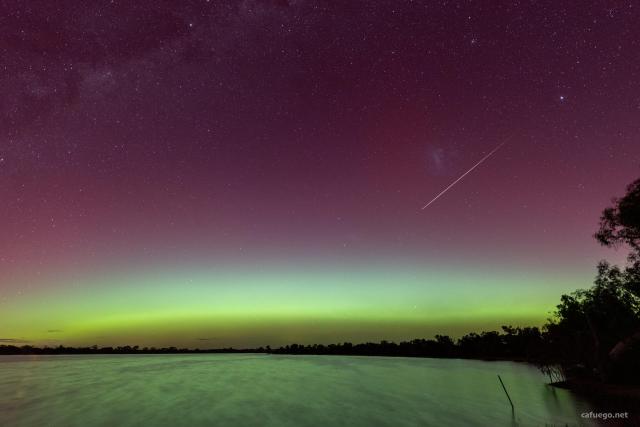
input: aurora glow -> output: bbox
[1,262,597,347]
[2,1,640,348]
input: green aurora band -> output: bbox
[1,263,588,348]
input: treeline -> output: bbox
[0,325,544,360]
[270,326,545,361]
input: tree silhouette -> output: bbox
[542,177,640,383]
[593,177,640,381]
[596,177,640,251]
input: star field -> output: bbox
[1,0,640,347]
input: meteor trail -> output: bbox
[421,140,507,210]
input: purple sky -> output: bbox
[1,1,639,346]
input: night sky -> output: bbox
[2,1,640,348]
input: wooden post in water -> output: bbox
[497,374,514,413]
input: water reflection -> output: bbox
[0,355,597,426]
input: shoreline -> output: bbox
[552,378,640,402]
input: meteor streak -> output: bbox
[421,140,507,210]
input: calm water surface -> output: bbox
[0,354,597,426]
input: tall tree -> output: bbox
[593,177,640,380]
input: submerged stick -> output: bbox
[497,374,514,413]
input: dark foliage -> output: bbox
[540,177,640,384]
[595,177,640,251]
[269,326,543,361]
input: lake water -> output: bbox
[0,354,598,426]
